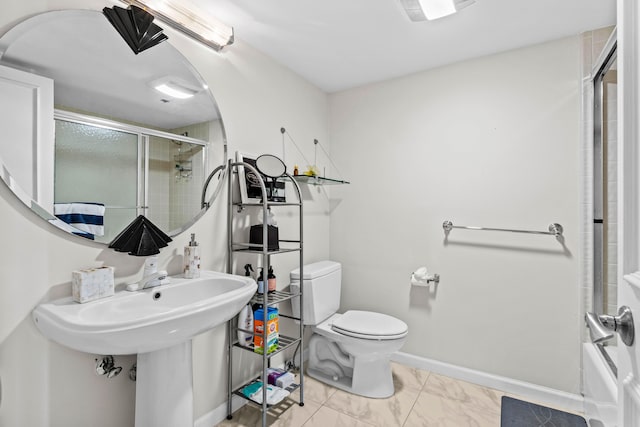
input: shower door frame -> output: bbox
[593,38,618,315]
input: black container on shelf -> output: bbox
[249,224,279,251]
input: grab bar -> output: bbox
[442,220,563,237]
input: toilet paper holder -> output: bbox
[410,267,440,286]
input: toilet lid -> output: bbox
[331,310,408,340]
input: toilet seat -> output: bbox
[331,310,408,340]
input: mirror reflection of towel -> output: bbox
[54,203,105,238]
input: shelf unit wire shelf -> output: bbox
[233,201,302,207]
[231,243,301,255]
[232,378,301,410]
[251,290,301,305]
[233,334,301,356]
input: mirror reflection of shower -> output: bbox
[173,134,198,182]
[54,117,208,242]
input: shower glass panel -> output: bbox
[593,46,618,350]
[54,120,139,243]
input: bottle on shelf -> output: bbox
[268,266,276,293]
[257,268,265,294]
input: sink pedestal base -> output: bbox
[135,341,194,427]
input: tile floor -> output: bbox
[215,362,583,427]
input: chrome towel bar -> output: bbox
[442,220,563,237]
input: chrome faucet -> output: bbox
[140,271,169,289]
[126,256,170,291]
[126,270,169,291]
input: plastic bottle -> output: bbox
[257,268,265,294]
[183,233,200,279]
[268,266,276,293]
[236,304,254,347]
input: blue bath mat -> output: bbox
[501,396,587,427]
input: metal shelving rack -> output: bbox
[226,159,304,427]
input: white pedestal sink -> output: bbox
[33,270,257,427]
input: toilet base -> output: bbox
[307,333,395,399]
[307,355,394,398]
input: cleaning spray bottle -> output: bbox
[183,233,200,279]
[244,264,254,280]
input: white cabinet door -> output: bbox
[617,1,640,425]
[0,64,54,210]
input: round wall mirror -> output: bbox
[0,9,227,243]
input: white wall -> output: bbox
[0,1,590,423]
[0,1,329,426]
[328,36,582,393]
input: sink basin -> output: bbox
[33,270,257,355]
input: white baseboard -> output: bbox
[392,351,585,414]
[194,395,246,427]
[197,351,584,425]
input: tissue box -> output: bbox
[72,266,115,303]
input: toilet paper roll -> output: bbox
[411,267,430,286]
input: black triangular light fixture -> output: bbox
[103,5,168,55]
[109,215,172,256]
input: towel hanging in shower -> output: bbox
[54,202,105,238]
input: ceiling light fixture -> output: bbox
[150,77,200,99]
[400,0,476,21]
[121,0,234,51]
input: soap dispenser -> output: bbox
[184,233,200,279]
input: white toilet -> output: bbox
[290,261,408,398]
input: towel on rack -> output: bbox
[54,202,105,238]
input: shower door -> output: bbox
[53,114,208,243]
[54,120,142,243]
[593,41,618,365]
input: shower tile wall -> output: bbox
[148,136,172,231]
[580,33,594,328]
[169,122,209,231]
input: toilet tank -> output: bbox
[290,261,341,325]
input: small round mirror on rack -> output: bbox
[255,154,286,178]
